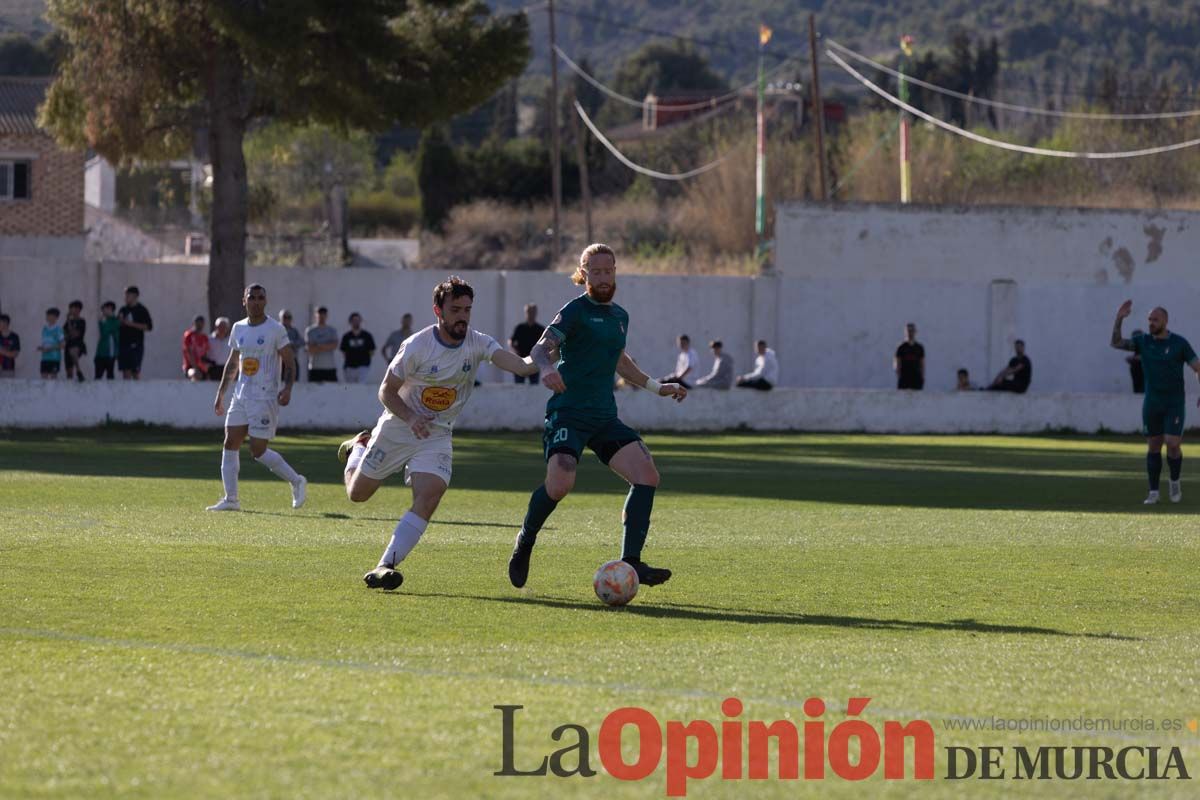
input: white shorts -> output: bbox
[359,421,453,486]
[226,395,279,440]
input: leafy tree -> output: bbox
[0,33,58,75]
[611,39,727,101]
[417,126,461,232]
[244,123,376,258]
[41,0,528,320]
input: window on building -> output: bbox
[0,160,31,200]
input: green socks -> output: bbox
[621,484,656,561]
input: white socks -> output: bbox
[256,448,300,484]
[379,511,429,567]
[221,449,240,500]
[347,442,367,473]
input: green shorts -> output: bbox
[543,409,642,465]
[1142,394,1186,437]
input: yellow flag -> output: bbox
[759,24,772,46]
[900,34,914,57]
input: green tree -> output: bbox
[612,39,726,101]
[245,122,375,258]
[41,0,528,320]
[0,33,58,75]
[417,126,461,232]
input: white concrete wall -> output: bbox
[0,379,1149,433]
[776,202,1200,286]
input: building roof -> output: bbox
[0,77,52,135]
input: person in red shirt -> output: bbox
[183,315,211,380]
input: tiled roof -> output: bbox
[0,77,52,135]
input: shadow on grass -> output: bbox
[1,429,1187,513]
[403,591,1138,641]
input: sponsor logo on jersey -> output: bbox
[257,337,264,345]
[462,360,471,372]
[242,357,260,376]
[430,365,439,374]
[421,385,457,411]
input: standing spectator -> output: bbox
[736,339,779,391]
[63,300,87,382]
[660,334,699,388]
[117,285,153,380]
[305,306,339,383]
[382,312,415,362]
[38,307,64,379]
[1127,328,1145,394]
[894,322,924,390]
[694,340,734,389]
[278,309,304,381]
[94,301,119,379]
[988,339,1033,393]
[0,314,19,378]
[206,317,232,380]
[182,315,210,380]
[509,304,544,384]
[339,312,375,383]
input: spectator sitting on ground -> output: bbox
[305,306,339,383]
[694,340,734,389]
[737,340,779,391]
[0,313,19,378]
[340,312,375,383]
[955,368,977,391]
[988,339,1032,393]
[509,304,544,385]
[206,317,232,380]
[660,334,698,389]
[894,322,925,390]
[183,315,210,381]
[382,312,415,362]
[63,300,87,382]
[94,301,119,380]
[38,307,64,380]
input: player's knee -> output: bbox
[639,464,661,487]
[347,483,373,503]
[546,473,575,501]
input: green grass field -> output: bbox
[2,428,1198,798]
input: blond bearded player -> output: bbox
[339,276,538,590]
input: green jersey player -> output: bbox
[1111,300,1200,504]
[509,243,688,589]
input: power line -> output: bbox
[827,39,1200,121]
[573,100,729,180]
[827,49,1200,160]
[556,45,796,111]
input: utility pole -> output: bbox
[899,35,913,203]
[548,0,563,265]
[808,14,828,201]
[568,91,594,243]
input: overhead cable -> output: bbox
[827,49,1200,160]
[826,39,1200,121]
[573,101,729,180]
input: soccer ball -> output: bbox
[593,560,639,606]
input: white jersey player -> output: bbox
[206,283,307,512]
[338,276,538,590]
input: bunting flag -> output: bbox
[755,28,768,236]
[759,24,772,46]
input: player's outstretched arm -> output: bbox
[1111,299,1135,350]
[491,349,538,376]
[618,351,687,403]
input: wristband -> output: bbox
[644,378,662,393]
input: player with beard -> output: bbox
[1112,300,1200,504]
[340,276,538,590]
[508,243,688,590]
